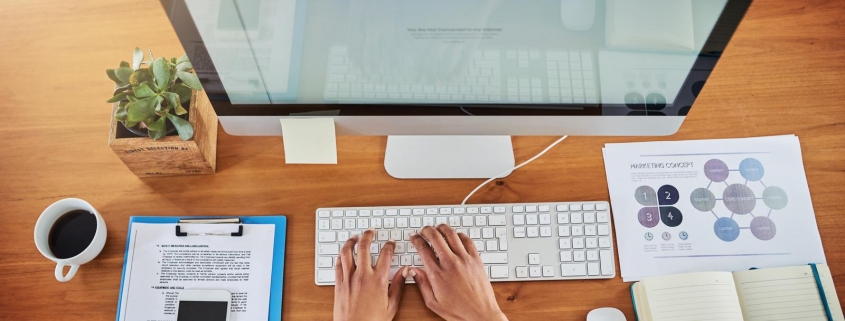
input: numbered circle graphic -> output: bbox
[762,186,788,210]
[739,158,765,181]
[690,188,717,211]
[638,207,660,228]
[657,185,680,206]
[635,186,658,206]
[750,216,777,241]
[704,159,730,182]
[659,206,683,227]
[713,217,740,242]
[723,184,757,214]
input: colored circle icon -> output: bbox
[658,185,679,205]
[661,232,672,241]
[739,158,765,181]
[644,232,654,241]
[750,216,777,241]
[704,159,730,182]
[635,186,658,206]
[679,231,689,241]
[659,206,683,227]
[690,188,716,212]
[714,217,740,242]
[723,184,757,214]
[638,207,660,228]
[763,186,788,210]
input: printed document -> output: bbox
[118,223,275,321]
[603,135,826,282]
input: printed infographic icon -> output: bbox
[693,158,785,242]
[635,185,683,228]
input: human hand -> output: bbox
[334,229,409,321]
[409,225,508,321]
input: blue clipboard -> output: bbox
[115,216,287,321]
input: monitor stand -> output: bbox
[384,136,515,179]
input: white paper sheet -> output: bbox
[280,118,338,164]
[118,223,275,321]
[603,135,826,282]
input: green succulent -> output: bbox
[106,48,203,140]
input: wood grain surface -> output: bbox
[1,0,843,320]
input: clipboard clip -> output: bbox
[175,218,244,237]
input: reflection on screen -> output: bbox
[183,0,728,107]
[177,301,228,321]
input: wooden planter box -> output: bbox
[108,90,217,177]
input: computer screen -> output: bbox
[166,0,750,117]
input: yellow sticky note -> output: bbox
[279,118,338,164]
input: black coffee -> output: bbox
[48,210,97,259]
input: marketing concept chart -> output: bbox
[603,135,826,282]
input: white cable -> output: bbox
[461,136,569,205]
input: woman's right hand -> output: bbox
[409,225,508,321]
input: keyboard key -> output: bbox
[489,215,507,226]
[401,255,413,266]
[370,218,382,229]
[318,244,339,255]
[584,212,596,223]
[338,231,350,242]
[414,255,423,266]
[600,250,614,275]
[539,214,551,225]
[391,255,399,266]
[556,205,569,212]
[588,263,600,276]
[426,208,438,215]
[470,228,481,239]
[526,205,538,213]
[373,210,385,216]
[560,251,572,262]
[526,214,538,225]
[454,208,465,214]
[586,238,598,249]
[369,243,380,254]
[513,215,525,225]
[456,228,468,236]
[482,228,494,239]
[583,204,595,211]
[394,242,405,254]
[540,226,552,237]
[475,216,488,226]
[573,251,586,262]
[513,205,524,213]
[436,217,448,225]
[332,210,344,217]
[543,266,555,277]
[384,218,395,229]
[499,237,508,251]
[528,253,540,265]
[513,227,526,238]
[529,266,541,278]
[585,225,597,236]
[597,212,609,223]
[527,226,539,238]
[318,232,336,243]
[377,230,389,241]
[486,240,498,251]
[318,210,330,218]
[403,230,414,240]
[449,216,461,227]
[490,265,509,279]
[439,207,452,215]
[318,219,330,230]
[480,253,508,264]
[570,213,583,224]
[357,218,369,229]
[559,238,571,249]
[495,227,507,238]
[317,270,335,283]
[557,213,570,224]
[599,237,611,248]
[516,266,528,278]
[359,210,371,217]
[318,256,334,268]
[413,208,425,215]
[571,225,584,236]
[332,219,343,230]
[397,217,409,228]
[569,204,581,211]
[400,209,412,216]
[558,226,571,237]
[467,207,480,214]
[474,240,485,251]
[422,217,434,226]
[410,217,422,228]
[596,203,608,211]
[587,250,599,261]
[539,205,551,212]
[408,242,418,253]
[345,210,357,217]
[481,207,493,214]
[462,216,474,227]
[387,209,399,216]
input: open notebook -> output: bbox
[631,264,844,321]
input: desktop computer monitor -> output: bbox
[160,0,751,178]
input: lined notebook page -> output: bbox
[643,272,744,321]
[735,265,845,321]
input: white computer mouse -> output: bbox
[586,307,627,321]
[561,0,596,31]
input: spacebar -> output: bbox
[480,253,508,264]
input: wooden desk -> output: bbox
[1,0,843,320]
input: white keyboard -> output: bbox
[323,47,599,104]
[314,202,615,285]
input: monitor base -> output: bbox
[384,136,515,179]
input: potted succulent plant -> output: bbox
[106,48,203,140]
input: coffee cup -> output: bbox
[34,198,107,282]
